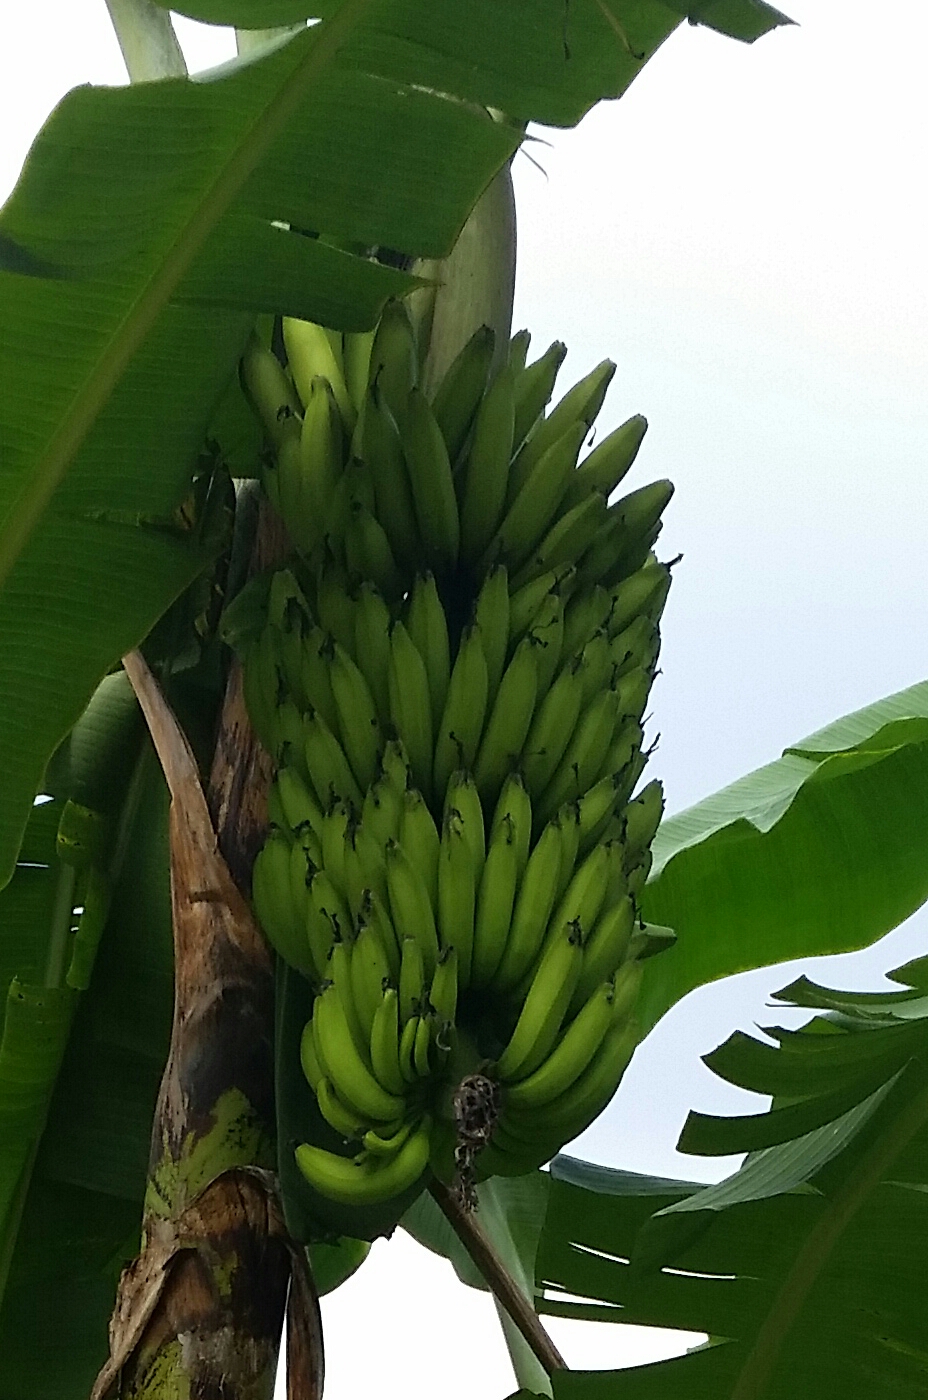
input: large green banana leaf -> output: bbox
[638,680,928,1032]
[0,0,792,890]
[537,960,928,1398]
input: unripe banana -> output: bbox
[359,385,420,570]
[283,316,353,428]
[479,421,585,576]
[344,502,404,599]
[251,830,307,973]
[363,1118,414,1157]
[561,414,647,513]
[609,614,659,679]
[385,840,440,976]
[571,896,636,1012]
[511,341,567,452]
[242,628,283,754]
[343,824,389,919]
[492,817,564,994]
[473,565,509,699]
[317,1077,368,1142]
[295,1119,430,1206]
[300,1018,324,1093]
[613,666,652,728]
[312,982,405,1123]
[327,936,367,1057]
[328,642,383,792]
[304,707,363,813]
[428,945,458,1025]
[432,623,489,804]
[512,490,608,596]
[437,810,477,989]
[369,985,406,1096]
[528,587,565,699]
[387,621,434,803]
[552,802,581,904]
[520,658,585,804]
[275,700,309,778]
[413,1012,436,1078]
[398,935,425,1025]
[353,581,393,723]
[576,628,613,703]
[505,979,615,1109]
[622,779,664,861]
[490,773,532,879]
[274,765,325,846]
[458,360,516,565]
[344,327,375,415]
[367,299,418,425]
[626,921,677,962]
[361,776,403,852]
[473,635,538,808]
[309,868,353,948]
[300,625,341,736]
[316,559,358,656]
[608,557,670,637]
[399,787,441,910]
[398,1013,419,1083]
[508,328,531,373]
[561,584,613,668]
[406,573,450,736]
[431,322,495,465]
[241,335,302,450]
[508,570,561,645]
[266,780,289,834]
[495,925,583,1082]
[543,841,614,965]
[471,814,519,988]
[508,358,615,503]
[294,376,344,554]
[535,688,619,827]
[442,771,486,886]
[350,919,393,1040]
[575,772,625,855]
[403,388,460,575]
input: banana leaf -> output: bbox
[537,962,928,1398]
[639,680,928,1032]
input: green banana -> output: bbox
[309,868,353,948]
[363,1119,414,1158]
[495,925,583,1082]
[359,385,420,570]
[535,688,619,826]
[561,585,613,668]
[344,327,375,415]
[387,621,434,803]
[471,814,519,988]
[397,935,425,1022]
[317,1076,368,1141]
[367,299,418,425]
[316,559,358,656]
[294,376,344,554]
[358,887,402,977]
[328,642,383,792]
[626,922,677,962]
[399,787,441,911]
[437,809,477,989]
[608,556,670,636]
[442,772,486,885]
[520,658,585,804]
[300,1017,324,1092]
[283,316,353,428]
[350,919,393,1039]
[577,628,613,703]
[571,896,636,1012]
[473,634,538,808]
[510,490,608,592]
[505,979,615,1108]
[507,358,615,502]
[622,779,664,860]
[576,772,625,853]
[275,765,324,842]
[490,773,532,879]
[511,341,567,452]
[304,707,363,813]
[312,982,406,1124]
[327,936,367,1057]
[406,572,450,736]
[344,502,404,600]
[352,581,393,723]
[610,614,659,678]
[544,841,615,964]
[399,1013,419,1083]
[300,625,341,736]
[458,361,516,565]
[295,1119,430,1206]
[413,1013,435,1078]
[361,775,403,852]
[473,564,510,698]
[369,985,406,1096]
[479,421,586,576]
[241,335,302,450]
[508,570,561,644]
[403,388,460,575]
[561,414,647,513]
[428,945,458,1025]
[432,623,489,804]
[508,328,531,372]
[385,840,440,976]
[492,817,564,994]
[528,587,565,698]
[431,323,495,465]
[251,830,307,974]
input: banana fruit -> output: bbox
[234,302,676,1210]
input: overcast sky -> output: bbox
[3,1,927,1392]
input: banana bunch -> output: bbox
[238,303,677,1211]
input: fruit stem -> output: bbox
[428,1178,566,1378]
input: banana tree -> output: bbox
[11,2,928,1399]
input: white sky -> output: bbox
[3,1,927,1393]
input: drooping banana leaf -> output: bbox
[639,680,928,1031]
[537,961,928,1399]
